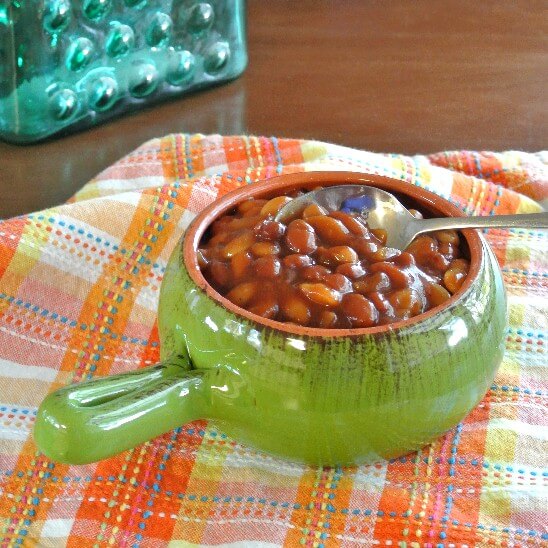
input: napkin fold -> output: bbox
[0,135,546,547]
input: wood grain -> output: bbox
[1,0,546,218]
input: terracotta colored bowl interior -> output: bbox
[183,172,482,337]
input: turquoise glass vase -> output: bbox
[0,0,247,143]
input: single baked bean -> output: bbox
[228,215,265,231]
[254,256,282,278]
[427,283,451,307]
[324,273,353,293]
[388,288,423,315]
[260,196,293,216]
[370,228,387,245]
[254,219,286,242]
[231,251,252,279]
[353,240,379,259]
[368,246,401,263]
[251,241,280,257]
[299,283,342,307]
[368,291,392,315]
[226,281,259,306]
[336,262,367,279]
[406,236,438,265]
[280,293,311,325]
[318,310,338,328]
[353,272,391,294]
[369,261,411,289]
[283,254,315,269]
[434,230,459,245]
[393,308,411,322]
[391,251,415,268]
[438,242,460,260]
[341,294,378,327]
[222,231,255,259]
[242,203,267,218]
[248,292,279,319]
[238,198,267,215]
[326,246,359,265]
[449,258,469,271]
[285,219,317,254]
[300,265,331,282]
[315,246,333,267]
[444,259,469,294]
[445,269,467,296]
[329,211,370,236]
[430,252,450,272]
[306,215,350,245]
[302,204,328,218]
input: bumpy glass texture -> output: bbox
[0,0,247,142]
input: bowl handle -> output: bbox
[34,355,207,464]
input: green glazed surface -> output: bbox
[34,175,507,465]
[159,240,506,465]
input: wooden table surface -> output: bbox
[1,0,546,218]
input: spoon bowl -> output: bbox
[276,185,548,249]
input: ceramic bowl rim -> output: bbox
[182,171,483,337]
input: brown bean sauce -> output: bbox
[198,192,470,328]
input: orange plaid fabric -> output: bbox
[0,135,546,547]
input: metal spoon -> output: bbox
[275,185,548,249]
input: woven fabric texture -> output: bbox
[0,135,546,547]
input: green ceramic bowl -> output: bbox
[34,172,507,465]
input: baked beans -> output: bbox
[198,192,470,328]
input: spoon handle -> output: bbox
[413,212,548,233]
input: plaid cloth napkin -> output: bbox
[0,135,546,547]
